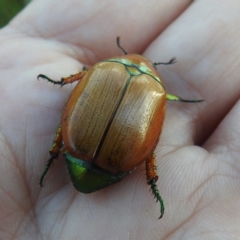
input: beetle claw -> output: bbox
[168,57,177,64]
[154,57,177,66]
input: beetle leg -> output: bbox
[37,68,88,86]
[166,93,204,103]
[39,125,63,187]
[153,57,177,66]
[146,154,164,219]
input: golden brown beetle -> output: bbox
[38,37,202,219]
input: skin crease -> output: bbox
[0,0,240,239]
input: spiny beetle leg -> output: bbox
[166,93,204,103]
[146,154,164,219]
[37,68,88,86]
[39,125,63,187]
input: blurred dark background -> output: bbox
[0,0,31,27]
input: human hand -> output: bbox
[0,1,239,239]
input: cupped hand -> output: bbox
[0,1,240,239]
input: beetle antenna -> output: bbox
[116,37,128,55]
[154,57,177,66]
[38,74,65,86]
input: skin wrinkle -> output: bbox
[185,166,219,205]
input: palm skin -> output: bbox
[0,1,240,239]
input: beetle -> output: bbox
[38,37,202,219]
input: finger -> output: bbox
[10,0,193,61]
[145,1,240,144]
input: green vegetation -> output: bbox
[0,0,30,27]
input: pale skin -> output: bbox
[0,0,240,239]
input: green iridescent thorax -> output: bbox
[64,153,128,193]
[106,57,162,84]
